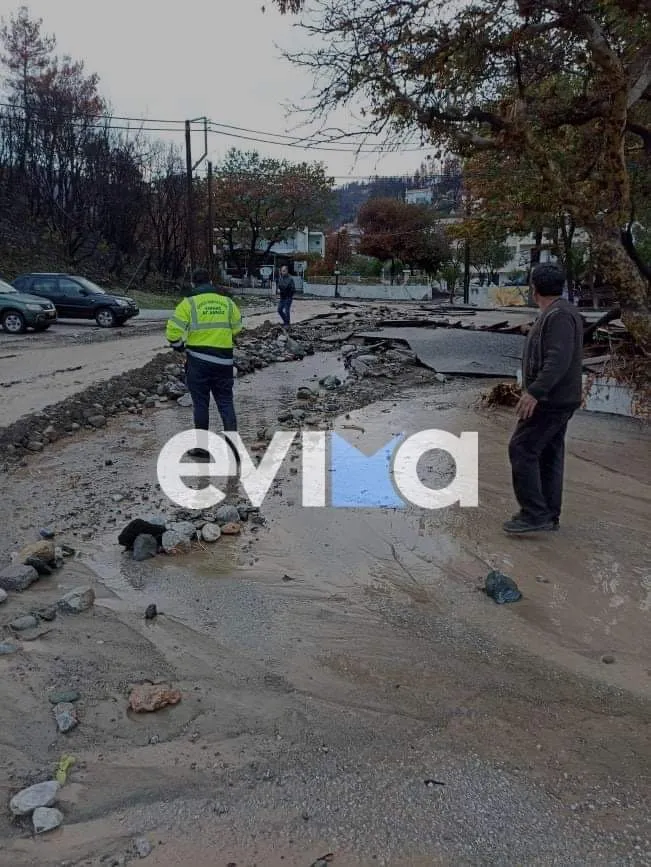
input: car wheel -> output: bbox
[95,307,116,327]
[34,322,52,332]
[1,309,27,334]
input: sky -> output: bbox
[2,0,430,184]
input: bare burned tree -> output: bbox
[273,0,651,345]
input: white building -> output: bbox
[257,226,326,258]
[405,188,434,205]
[438,217,588,285]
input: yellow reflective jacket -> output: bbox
[166,290,242,365]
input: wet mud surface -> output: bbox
[0,349,650,866]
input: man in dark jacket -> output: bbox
[277,265,295,326]
[504,263,584,534]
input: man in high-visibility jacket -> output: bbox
[166,269,242,458]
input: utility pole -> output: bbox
[185,121,194,276]
[184,117,208,277]
[207,160,214,281]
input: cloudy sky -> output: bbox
[7,0,429,183]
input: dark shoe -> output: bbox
[186,448,211,460]
[512,511,560,531]
[503,517,555,534]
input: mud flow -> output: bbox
[1,346,650,867]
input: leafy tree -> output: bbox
[324,227,353,271]
[211,148,334,272]
[357,197,449,279]
[273,0,651,345]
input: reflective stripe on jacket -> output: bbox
[166,290,242,363]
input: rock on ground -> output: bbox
[177,393,193,407]
[33,806,64,834]
[128,684,182,713]
[0,588,7,604]
[221,522,241,536]
[166,521,196,540]
[25,556,53,576]
[161,531,191,554]
[10,614,39,631]
[134,837,153,858]
[118,519,166,549]
[58,586,95,613]
[18,539,56,565]
[0,564,39,592]
[0,642,18,655]
[10,781,60,816]
[201,523,222,543]
[132,534,158,561]
[53,702,78,733]
[215,504,241,525]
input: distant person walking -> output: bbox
[166,269,242,460]
[277,265,295,327]
[504,263,584,534]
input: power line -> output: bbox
[0,102,430,154]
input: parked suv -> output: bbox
[12,274,139,327]
[0,278,57,333]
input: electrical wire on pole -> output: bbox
[185,117,208,275]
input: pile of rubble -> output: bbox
[0,532,94,652]
[0,302,466,467]
[117,503,264,561]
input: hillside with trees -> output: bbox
[0,6,333,289]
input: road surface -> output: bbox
[0,302,338,427]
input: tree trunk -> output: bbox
[527,228,543,305]
[590,225,650,349]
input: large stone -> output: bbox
[319,375,342,390]
[0,642,18,655]
[10,781,61,816]
[87,414,107,428]
[0,588,7,604]
[133,534,158,562]
[215,505,241,526]
[128,684,182,713]
[54,702,78,733]
[33,806,64,834]
[285,337,306,358]
[161,531,191,554]
[10,614,39,631]
[164,380,187,398]
[25,556,53,576]
[58,587,95,614]
[221,522,241,536]
[0,564,39,592]
[19,539,56,564]
[166,521,196,541]
[118,519,166,549]
[200,523,221,543]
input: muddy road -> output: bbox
[0,332,650,865]
[0,300,337,426]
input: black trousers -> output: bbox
[508,405,576,524]
[184,354,237,432]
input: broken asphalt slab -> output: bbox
[353,327,525,376]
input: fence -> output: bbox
[303,282,434,301]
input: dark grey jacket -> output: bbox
[523,298,584,407]
[277,274,295,300]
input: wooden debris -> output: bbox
[483,382,522,407]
